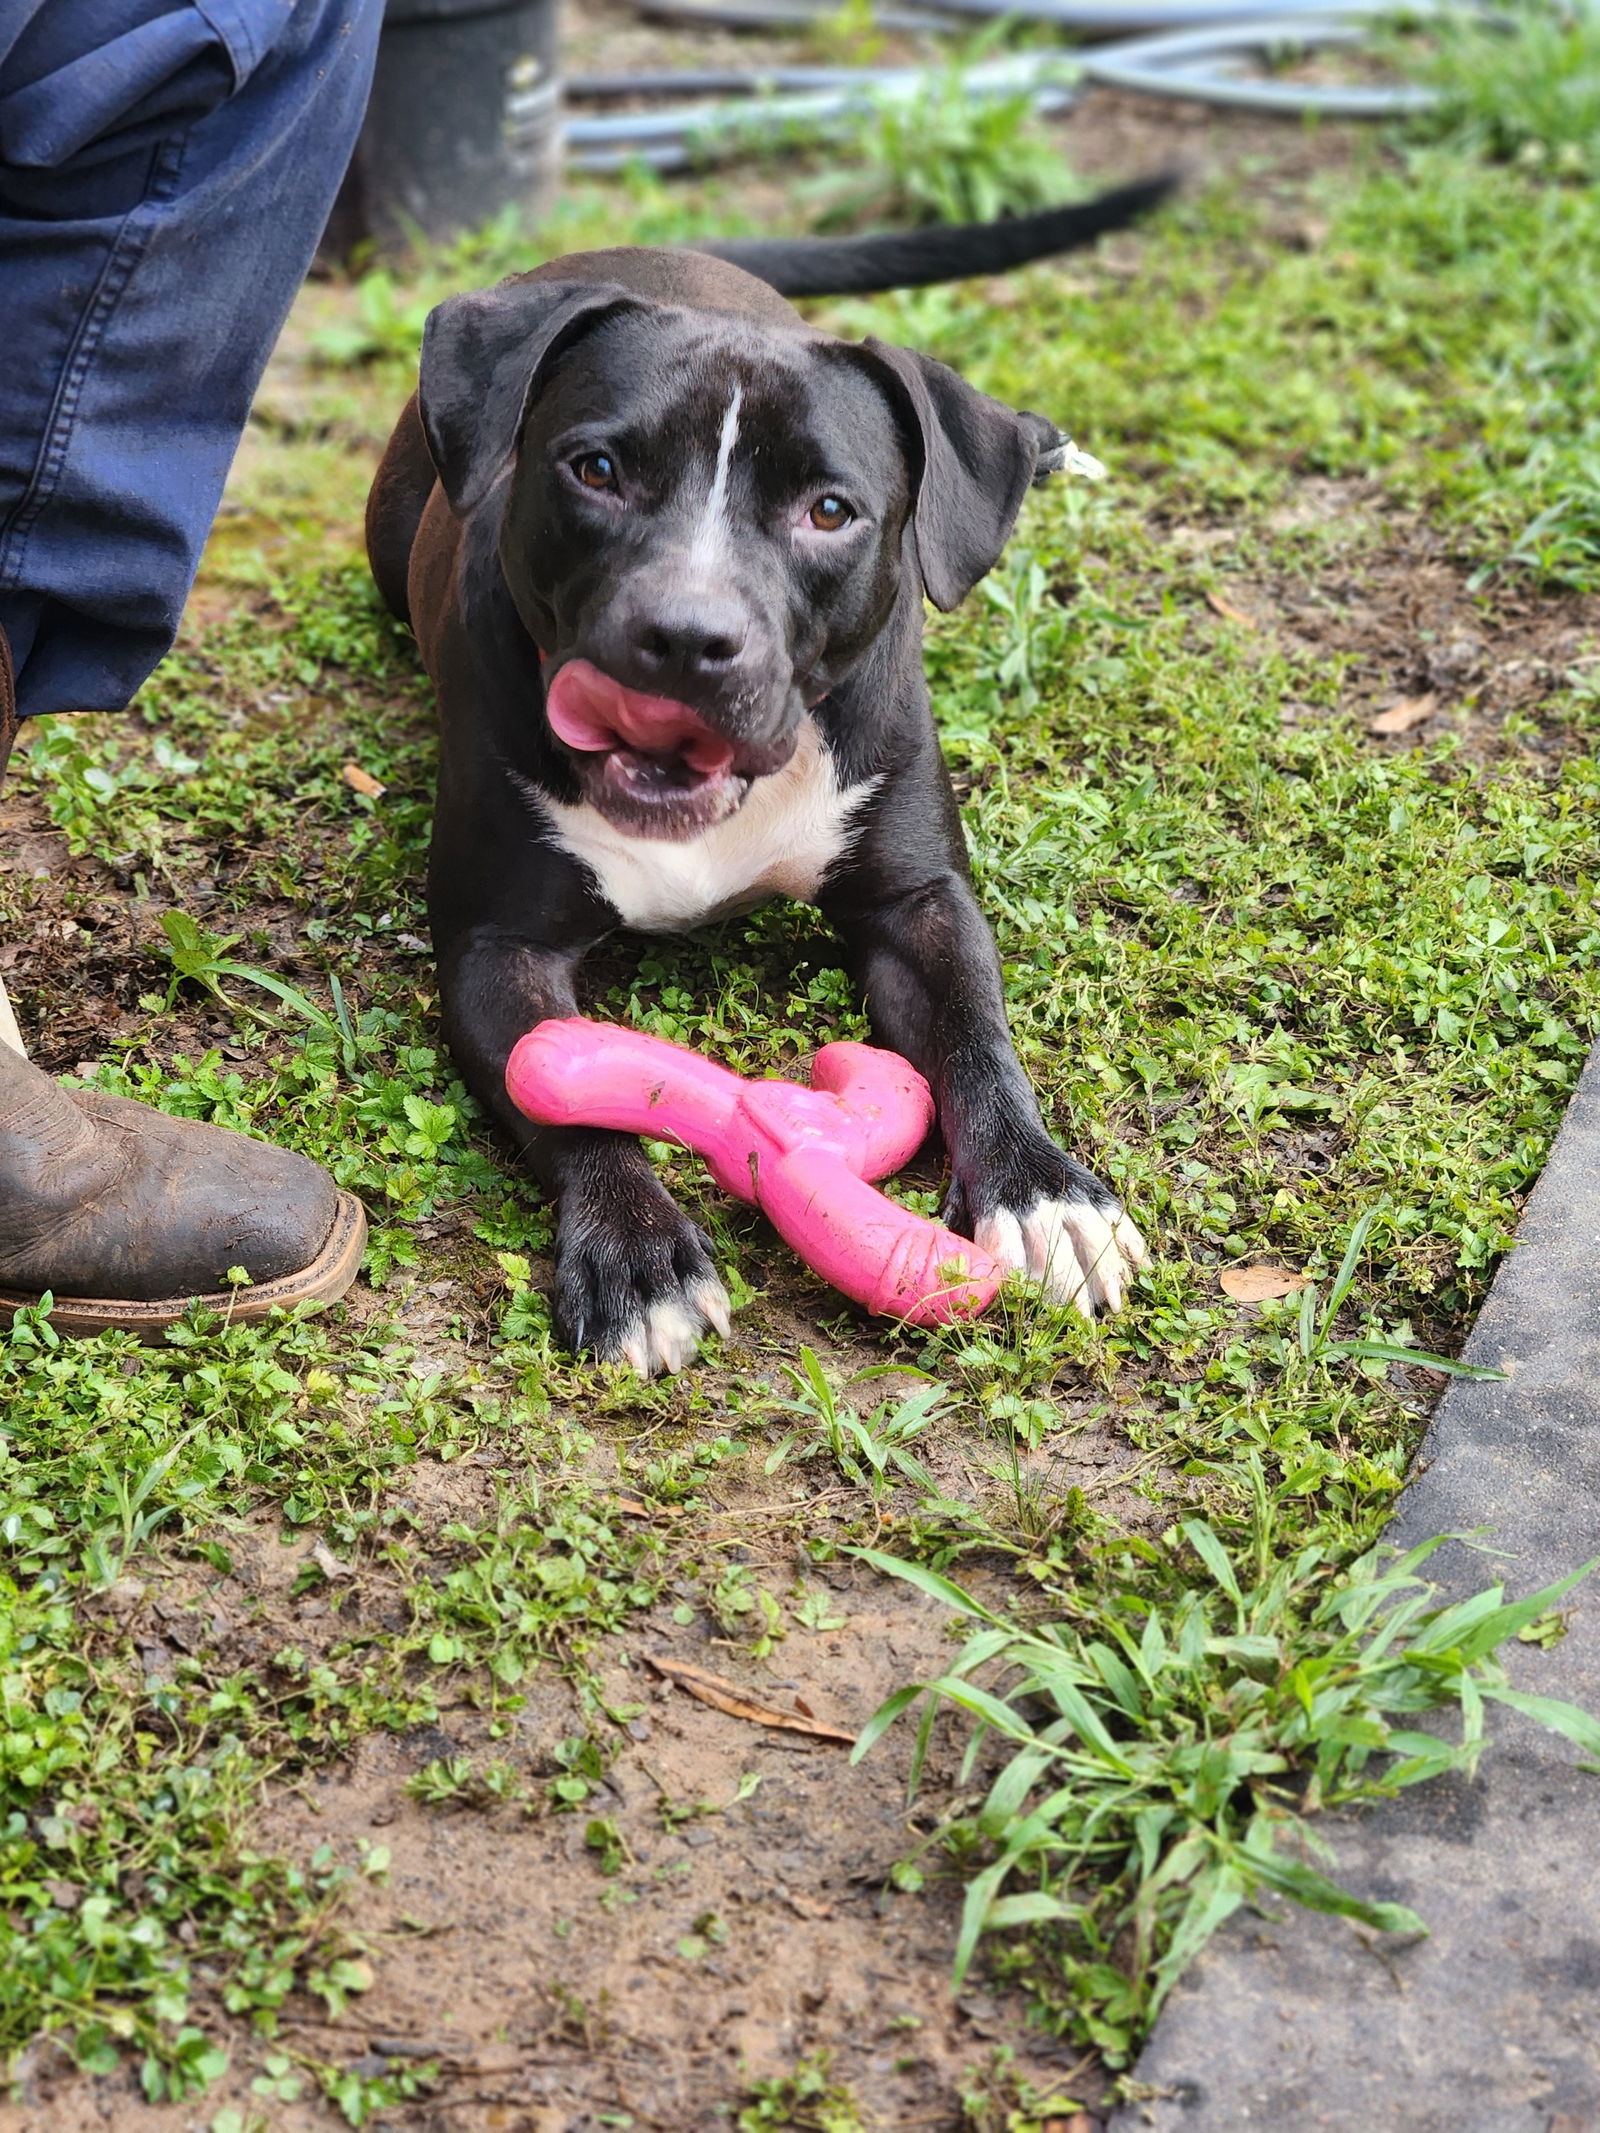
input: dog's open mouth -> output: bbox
[544,659,753,837]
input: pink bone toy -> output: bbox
[504,1017,1004,1326]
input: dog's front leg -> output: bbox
[441,929,732,1374]
[822,871,1146,1315]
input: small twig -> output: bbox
[1084,1445,1167,1496]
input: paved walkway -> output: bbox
[1111,1042,1600,2133]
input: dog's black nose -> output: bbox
[630,599,748,677]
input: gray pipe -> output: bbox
[585,0,1442,163]
[564,51,1081,151]
[634,1,957,29]
[566,67,917,97]
[631,0,1416,26]
[1080,15,1439,115]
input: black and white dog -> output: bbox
[366,186,1167,1373]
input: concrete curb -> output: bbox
[1110,1040,1600,2133]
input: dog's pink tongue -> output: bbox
[545,659,735,776]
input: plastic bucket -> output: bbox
[325,0,560,257]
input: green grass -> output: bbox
[1400,0,1600,176]
[856,1502,1598,2059]
[802,40,1084,230]
[4,109,1600,2116]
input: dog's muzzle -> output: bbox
[544,659,795,837]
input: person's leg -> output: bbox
[0,620,21,1056]
[0,0,383,715]
[0,0,382,1330]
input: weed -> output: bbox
[766,1347,949,1496]
[653,1769,762,1830]
[585,1815,631,1877]
[1402,0,1600,174]
[1265,1209,1511,1385]
[548,1732,610,1809]
[980,549,1068,712]
[677,1909,730,1961]
[403,1755,477,1806]
[306,268,438,368]
[804,0,887,66]
[319,2052,439,2126]
[157,910,348,1047]
[1503,452,1600,584]
[708,1564,787,1656]
[854,1484,1599,2062]
[959,2043,1087,2132]
[815,46,1080,229]
[738,2050,866,2130]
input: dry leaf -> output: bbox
[646,1656,855,1744]
[1204,588,1260,629]
[43,1880,82,1911]
[611,1494,687,1521]
[1219,1265,1311,1302]
[342,761,386,798]
[311,1538,352,1580]
[1367,693,1437,736]
[793,1695,815,1717]
[785,1890,835,1920]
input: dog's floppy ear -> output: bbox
[852,338,1061,612]
[419,278,641,517]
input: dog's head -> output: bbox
[419,273,1066,838]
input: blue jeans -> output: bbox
[0,0,382,723]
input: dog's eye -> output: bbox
[808,495,853,532]
[572,451,618,492]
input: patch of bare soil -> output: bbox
[1166,490,1600,763]
[1056,84,1368,197]
[252,1575,1070,2132]
[0,1464,1114,2133]
[0,801,179,1077]
[0,755,385,1081]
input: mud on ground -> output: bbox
[6,1505,1104,2133]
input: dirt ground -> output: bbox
[8,1503,1093,2133]
[4,12,1599,2133]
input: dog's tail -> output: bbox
[693,173,1176,300]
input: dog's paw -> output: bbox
[607,1276,731,1375]
[554,1186,731,1375]
[975,1196,1146,1314]
[953,1148,1146,1317]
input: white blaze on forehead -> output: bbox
[687,382,743,577]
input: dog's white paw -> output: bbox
[976,1197,1147,1316]
[610,1275,731,1377]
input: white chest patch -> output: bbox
[530,719,880,934]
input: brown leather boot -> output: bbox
[0,1029,366,1337]
[0,621,364,1334]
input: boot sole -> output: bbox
[0,1191,368,1340]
